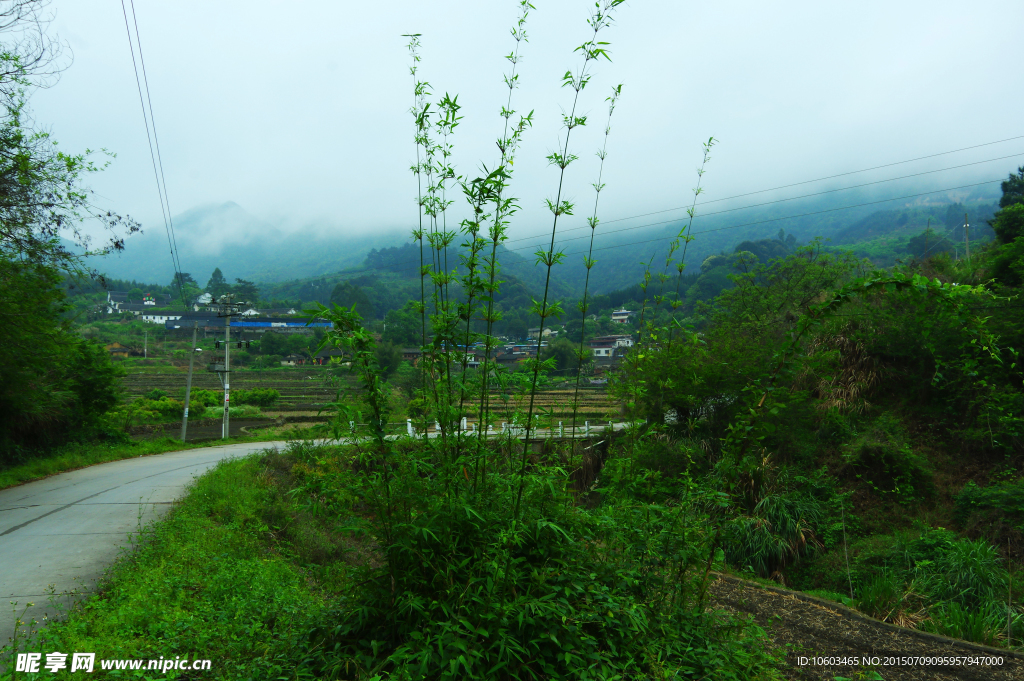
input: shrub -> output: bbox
[186,389,221,410]
[856,571,908,621]
[919,536,1009,609]
[294,443,777,680]
[992,203,1024,244]
[955,479,1024,531]
[233,388,280,408]
[842,412,933,503]
[144,388,167,400]
[134,397,184,421]
[724,490,825,578]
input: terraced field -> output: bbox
[120,365,619,418]
[465,387,619,421]
[121,365,341,411]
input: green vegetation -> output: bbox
[0,433,281,492]
[3,1,1024,677]
[4,452,341,680]
[0,4,135,462]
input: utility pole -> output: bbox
[144,329,148,359]
[223,296,233,439]
[206,295,238,440]
[180,320,199,441]
[964,212,971,266]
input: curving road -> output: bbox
[0,441,287,650]
[0,426,623,650]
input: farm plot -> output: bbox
[121,367,621,419]
[120,366,344,412]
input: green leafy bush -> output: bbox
[914,535,1009,609]
[955,479,1024,531]
[186,389,221,410]
[232,388,280,408]
[855,571,908,621]
[295,442,777,680]
[202,405,262,419]
[919,601,1009,646]
[724,489,825,578]
[842,412,933,503]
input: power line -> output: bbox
[600,134,1024,226]
[306,137,1021,283]
[129,0,186,300]
[120,0,189,310]
[498,151,1023,249]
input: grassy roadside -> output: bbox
[2,447,373,680]
[3,440,785,680]
[0,425,314,492]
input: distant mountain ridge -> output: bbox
[91,201,407,286]
[91,180,1002,298]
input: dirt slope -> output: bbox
[707,574,1022,680]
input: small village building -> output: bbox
[105,342,131,357]
[141,311,183,325]
[313,348,347,365]
[588,338,616,358]
[611,308,634,324]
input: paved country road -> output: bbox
[0,441,288,650]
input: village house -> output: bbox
[105,342,132,358]
[586,334,633,358]
[140,311,184,325]
[588,337,616,358]
[611,308,634,324]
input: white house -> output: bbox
[611,308,634,324]
[587,334,633,358]
[588,338,616,357]
[140,312,183,325]
[192,292,216,311]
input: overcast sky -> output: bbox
[29,0,1024,248]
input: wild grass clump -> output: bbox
[295,442,779,680]
[798,526,1020,645]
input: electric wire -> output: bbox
[500,150,1024,248]
[119,0,189,311]
[129,0,187,305]
[599,134,1024,226]
[312,138,1023,282]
